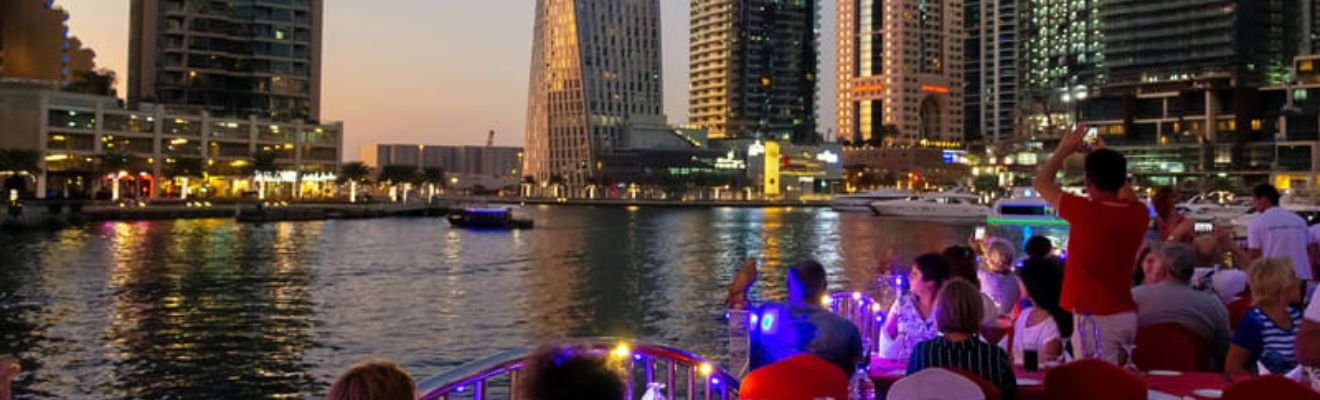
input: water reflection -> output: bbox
[0,207,997,398]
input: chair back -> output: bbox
[1227,296,1252,330]
[1044,359,1145,400]
[946,368,1004,400]
[889,368,986,400]
[1222,375,1320,400]
[1133,323,1209,371]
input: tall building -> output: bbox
[1102,0,1294,88]
[0,0,96,86]
[836,0,965,145]
[129,0,323,120]
[692,0,819,143]
[966,0,1018,142]
[1304,0,1320,55]
[524,0,664,187]
[1020,0,1103,134]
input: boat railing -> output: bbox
[416,338,738,400]
[825,291,886,355]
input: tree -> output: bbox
[249,150,279,199]
[420,167,445,198]
[64,69,117,97]
[378,165,419,202]
[338,162,373,203]
[547,174,566,198]
[165,157,205,199]
[97,150,135,201]
[521,175,537,197]
[0,149,42,196]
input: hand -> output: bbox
[1054,125,1088,157]
[726,259,758,309]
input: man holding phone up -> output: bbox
[1033,126,1151,364]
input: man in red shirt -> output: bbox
[739,354,850,400]
[1033,126,1150,365]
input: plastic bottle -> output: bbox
[848,366,876,400]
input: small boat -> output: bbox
[1177,191,1250,220]
[447,208,534,229]
[829,188,912,212]
[989,188,1062,223]
[869,192,989,220]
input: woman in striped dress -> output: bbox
[1226,258,1304,375]
[907,278,1017,399]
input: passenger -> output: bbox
[1135,242,1166,287]
[1034,126,1150,364]
[739,354,849,400]
[1246,184,1313,281]
[1225,258,1304,375]
[1132,242,1232,370]
[1298,290,1320,368]
[879,253,953,360]
[1,355,17,400]
[1191,230,1249,304]
[907,279,1017,399]
[1003,257,1068,365]
[980,237,1021,317]
[727,259,864,375]
[1022,235,1060,276]
[327,359,416,400]
[1152,186,1195,244]
[520,345,625,400]
[945,244,1009,342]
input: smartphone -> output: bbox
[1082,127,1100,148]
[1194,222,1213,234]
[974,226,986,240]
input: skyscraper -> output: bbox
[836,0,964,145]
[523,0,664,186]
[968,0,1018,143]
[129,0,322,120]
[0,0,96,86]
[1020,0,1103,134]
[692,0,819,143]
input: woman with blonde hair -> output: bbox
[1225,258,1303,375]
[327,359,416,400]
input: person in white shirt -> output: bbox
[1300,295,1320,367]
[1000,255,1067,364]
[1246,185,1313,281]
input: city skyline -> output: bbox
[52,0,842,159]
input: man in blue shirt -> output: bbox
[726,259,863,375]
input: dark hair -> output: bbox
[1133,243,1155,286]
[1084,149,1127,193]
[934,279,984,334]
[327,359,416,400]
[1025,236,1053,259]
[942,245,980,286]
[914,253,953,290]
[1018,259,1073,338]
[788,260,829,300]
[1253,184,1281,206]
[522,345,625,400]
[1152,186,1179,219]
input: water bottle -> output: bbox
[848,366,875,400]
[1080,312,1103,359]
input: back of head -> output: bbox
[1253,184,1282,206]
[327,360,415,400]
[915,253,954,289]
[934,278,983,334]
[1152,186,1178,218]
[1025,236,1053,259]
[1018,259,1072,337]
[788,260,829,302]
[1084,149,1127,194]
[522,345,625,400]
[1159,242,1196,282]
[941,245,979,285]
[1248,258,1295,306]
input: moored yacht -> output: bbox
[989,188,1061,223]
[829,188,913,212]
[1177,191,1250,220]
[869,192,989,220]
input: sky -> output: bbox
[55,1,836,161]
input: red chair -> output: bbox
[1044,359,1146,400]
[1222,375,1320,400]
[1227,295,1252,330]
[1133,323,1209,372]
[947,368,1005,400]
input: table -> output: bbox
[870,359,1250,400]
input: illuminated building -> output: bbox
[0,86,342,199]
[1019,0,1103,135]
[524,0,664,190]
[0,0,96,86]
[965,0,1017,143]
[129,0,323,120]
[691,0,819,143]
[835,0,964,145]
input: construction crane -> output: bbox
[486,130,495,147]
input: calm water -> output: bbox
[0,206,1054,399]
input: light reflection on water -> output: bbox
[0,206,1032,399]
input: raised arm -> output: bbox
[1034,126,1087,208]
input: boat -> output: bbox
[829,188,912,212]
[988,188,1063,224]
[1176,191,1251,221]
[446,208,534,229]
[869,191,989,220]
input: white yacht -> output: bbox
[869,192,989,219]
[1177,191,1250,220]
[989,188,1059,221]
[829,188,912,212]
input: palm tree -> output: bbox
[548,174,566,198]
[338,162,372,203]
[521,175,537,198]
[165,157,205,200]
[378,165,419,203]
[98,150,134,201]
[0,149,42,197]
[249,150,278,200]
[420,167,445,199]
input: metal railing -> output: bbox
[825,290,888,357]
[416,338,738,400]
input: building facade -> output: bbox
[963,0,1018,143]
[1020,0,1103,136]
[0,85,342,200]
[129,0,323,120]
[692,0,819,143]
[361,144,522,179]
[836,0,965,146]
[1,0,96,86]
[524,0,665,188]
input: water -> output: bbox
[0,206,1040,399]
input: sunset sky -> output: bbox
[55,1,837,160]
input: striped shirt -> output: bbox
[1231,306,1302,374]
[907,336,1018,399]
